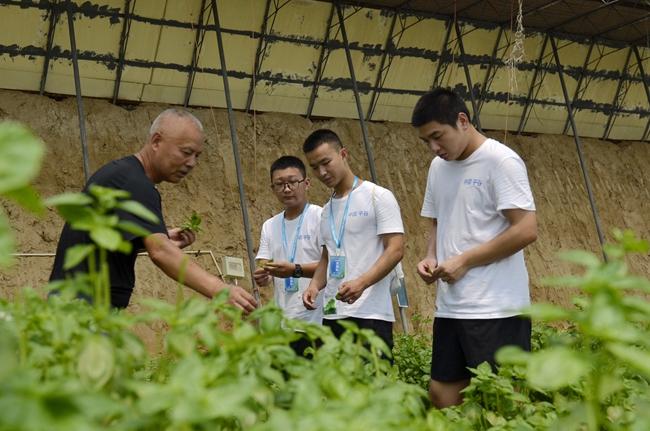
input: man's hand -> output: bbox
[302,284,320,310]
[262,260,295,278]
[417,257,438,284]
[225,285,257,313]
[431,254,469,284]
[168,227,195,249]
[253,267,271,287]
[337,277,368,304]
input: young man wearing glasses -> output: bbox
[254,156,324,351]
[301,129,405,352]
[412,89,537,408]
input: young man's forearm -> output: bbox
[460,210,537,269]
[358,233,404,288]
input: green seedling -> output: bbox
[181,211,202,233]
[324,298,337,315]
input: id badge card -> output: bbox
[284,277,299,293]
[329,250,346,279]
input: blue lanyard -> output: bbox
[281,203,309,263]
[329,176,358,250]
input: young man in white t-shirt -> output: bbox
[254,156,323,354]
[301,129,405,351]
[412,89,538,408]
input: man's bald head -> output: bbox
[149,108,204,140]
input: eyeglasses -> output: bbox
[271,179,306,192]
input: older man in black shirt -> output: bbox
[50,108,257,312]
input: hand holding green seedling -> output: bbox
[181,211,202,233]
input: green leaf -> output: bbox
[0,212,14,267]
[522,303,571,321]
[3,185,44,215]
[78,335,115,389]
[90,226,122,251]
[0,121,44,195]
[63,244,95,270]
[527,347,589,390]
[116,200,159,223]
[46,192,93,207]
[117,220,151,237]
[607,343,650,378]
[495,345,530,366]
[558,250,602,269]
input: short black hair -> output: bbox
[411,88,471,128]
[270,156,306,180]
[302,129,343,153]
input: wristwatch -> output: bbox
[292,263,303,278]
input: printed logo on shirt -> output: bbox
[298,234,312,241]
[348,210,369,217]
[463,178,483,187]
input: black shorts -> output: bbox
[430,316,531,382]
[324,317,394,351]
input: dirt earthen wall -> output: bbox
[1,90,649,336]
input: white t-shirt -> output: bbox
[320,181,404,322]
[421,138,536,319]
[256,204,323,324]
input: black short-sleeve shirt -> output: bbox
[49,155,167,308]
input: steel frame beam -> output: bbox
[183,0,207,107]
[430,18,453,90]
[306,3,335,118]
[244,0,273,112]
[562,39,596,135]
[454,20,482,132]
[599,13,650,37]
[517,34,549,134]
[476,26,504,117]
[66,0,90,182]
[210,0,260,304]
[112,0,133,104]
[632,46,650,141]
[548,0,621,30]
[602,46,633,140]
[335,1,377,182]
[365,10,398,121]
[549,34,607,259]
[40,0,60,95]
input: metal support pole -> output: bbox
[245,0,273,112]
[40,1,60,95]
[112,0,132,104]
[454,20,482,132]
[306,3,335,118]
[366,11,398,120]
[632,46,650,141]
[431,18,453,90]
[549,35,607,260]
[562,39,595,135]
[184,0,207,107]
[476,26,503,117]
[335,2,378,183]
[602,46,633,140]
[517,34,549,134]
[210,0,260,303]
[66,0,90,182]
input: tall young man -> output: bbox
[412,89,537,408]
[301,129,404,350]
[254,156,323,334]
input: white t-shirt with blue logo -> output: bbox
[319,181,405,322]
[421,138,536,319]
[256,204,323,324]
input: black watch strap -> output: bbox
[293,263,303,278]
